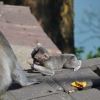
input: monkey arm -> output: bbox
[33,64,55,76]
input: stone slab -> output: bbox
[0,4,61,54]
[9,81,57,100]
[32,91,74,100]
[11,45,33,70]
[81,58,100,70]
[0,5,38,26]
[3,92,15,100]
[70,88,100,100]
[0,1,3,5]
[0,23,61,54]
[24,71,64,91]
[43,76,63,91]
[52,68,100,92]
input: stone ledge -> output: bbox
[52,68,100,92]
[70,88,100,100]
[81,58,100,70]
[0,1,3,5]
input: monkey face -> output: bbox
[34,53,49,66]
[34,57,43,65]
[31,46,49,67]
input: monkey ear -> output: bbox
[42,53,49,60]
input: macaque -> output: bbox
[0,31,39,100]
[31,46,82,76]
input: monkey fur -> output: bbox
[31,46,82,76]
[0,31,40,99]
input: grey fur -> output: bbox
[0,31,39,99]
[31,46,81,76]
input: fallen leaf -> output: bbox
[71,81,86,88]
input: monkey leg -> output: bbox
[30,64,37,72]
[12,63,40,86]
[34,64,55,76]
[73,60,81,71]
[63,56,82,71]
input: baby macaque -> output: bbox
[31,45,82,76]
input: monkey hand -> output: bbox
[34,64,55,76]
[31,64,37,72]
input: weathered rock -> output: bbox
[70,88,100,100]
[52,68,100,92]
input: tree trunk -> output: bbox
[60,0,75,53]
[24,0,75,53]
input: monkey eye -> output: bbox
[34,57,41,61]
[34,58,38,60]
[38,57,41,60]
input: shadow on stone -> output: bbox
[93,67,100,77]
[91,79,100,88]
[8,83,22,90]
[24,69,39,74]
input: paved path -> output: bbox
[0,1,61,54]
[0,2,100,100]
[4,58,100,100]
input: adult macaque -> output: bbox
[31,45,82,76]
[0,31,39,100]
